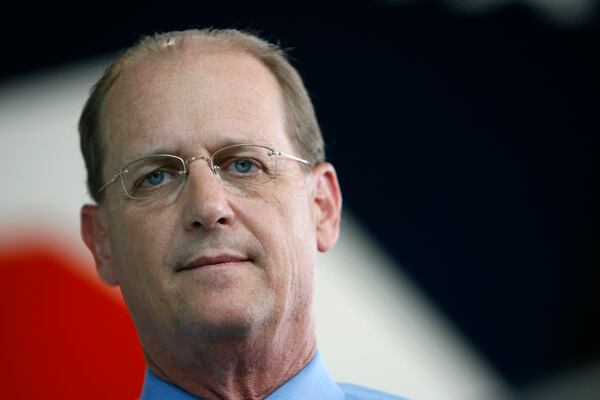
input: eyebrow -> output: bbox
[122,147,180,164]
[122,137,270,164]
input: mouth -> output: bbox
[177,254,251,272]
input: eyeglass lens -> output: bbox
[121,145,279,199]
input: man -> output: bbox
[79,28,405,399]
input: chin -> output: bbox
[187,320,255,341]
[174,294,276,341]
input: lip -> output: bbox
[177,254,250,272]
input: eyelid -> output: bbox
[135,168,179,188]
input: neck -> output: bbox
[145,318,317,400]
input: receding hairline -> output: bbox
[105,30,289,89]
[98,34,291,156]
[101,32,275,104]
[102,32,292,138]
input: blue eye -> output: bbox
[142,171,166,187]
[234,160,253,173]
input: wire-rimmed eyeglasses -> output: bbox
[97,143,311,200]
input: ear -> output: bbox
[80,204,119,286]
[311,162,342,253]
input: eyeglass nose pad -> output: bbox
[185,156,223,184]
[212,165,223,182]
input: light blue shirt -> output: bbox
[140,351,407,399]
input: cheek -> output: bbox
[258,190,316,293]
[107,210,180,331]
[108,205,176,285]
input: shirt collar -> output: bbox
[140,350,345,400]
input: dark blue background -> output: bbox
[3,0,597,390]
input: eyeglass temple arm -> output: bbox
[97,172,121,194]
[274,151,310,165]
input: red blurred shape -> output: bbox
[0,242,145,399]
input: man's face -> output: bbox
[83,46,339,349]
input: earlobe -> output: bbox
[312,163,343,253]
[80,204,119,286]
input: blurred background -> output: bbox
[0,1,598,399]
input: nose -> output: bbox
[180,158,235,231]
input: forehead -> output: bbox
[101,44,288,167]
